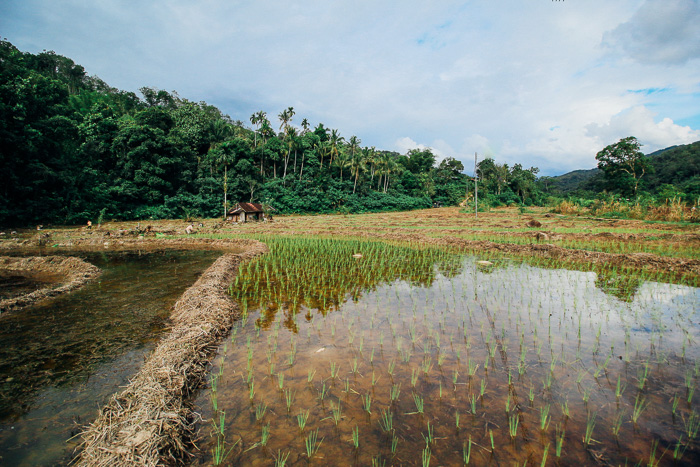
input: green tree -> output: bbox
[595,136,651,197]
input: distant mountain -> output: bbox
[550,167,600,193]
[552,141,700,194]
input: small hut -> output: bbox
[227,202,265,223]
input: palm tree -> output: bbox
[376,152,390,191]
[366,147,378,187]
[384,158,400,193]
[259,117,273,176]
[328,129,344,169]
[334,148,352,181]
[278,106,295,132]
[249,111,265,150]
[282,126,298,182]
[352,147,368,193]
[250,111,267,175]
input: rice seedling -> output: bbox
[212,434,239,466]
[362,392,372,414]
[411,393,425,415]
[277,372,284,391]
[305,428,323,460]
[284,389,294,413]
[612,410,624,437]
[255,402,267,421]
[685,410,700,440]
[329,400,343,426]
[351,425,360,449]
[463,436,472,464]
[297,409,309,432]
[584,412,597,447]
[632,393,648,425]
[274,450,290,467]
[539,404,551,432]
[379,408,393,433]
[422,446,431,467]
[390,383,401,403]
[422,421,434,446]
[508,412,519,440]
[555,424,565,458]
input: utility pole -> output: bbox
[223,165,228,219]
[474,152,478,218]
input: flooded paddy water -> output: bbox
[192,237,700,466]
[0,249,222,466]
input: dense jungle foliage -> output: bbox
[1,41,697,225]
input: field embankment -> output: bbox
[76,239,267,466]
[0,256,100,313]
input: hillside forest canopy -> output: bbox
[1,40,698,226]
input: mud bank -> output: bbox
[76,239,267,466]
[0,256,101,313]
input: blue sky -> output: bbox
[2,0,699,175]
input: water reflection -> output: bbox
[194,241,700,466]
[0,250,220,466]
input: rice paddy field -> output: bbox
[190,235,700,466]
[2,206,698,465]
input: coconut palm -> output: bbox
[352,147,369,193]
[334,148,352,181]
[283,126,298,182]
[278,106,295,132]
[329,129,344,169]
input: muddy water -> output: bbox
[193,249,700,466]
[0,271,63,301]
[0,249,222,466]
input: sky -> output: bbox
[2,0,699,176]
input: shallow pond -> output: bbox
[0,249,222,466]
[192,237,700,466]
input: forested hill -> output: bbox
[552,141,700,196]
[2,40,696,227]
[0,40,474,226]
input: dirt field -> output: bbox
[2,207,698,281]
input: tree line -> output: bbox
[2,40,693,226]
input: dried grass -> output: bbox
[75,240,267,466]
[0,256,100,313]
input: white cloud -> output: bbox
[586,105,700,151]
[2,0,699,176]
